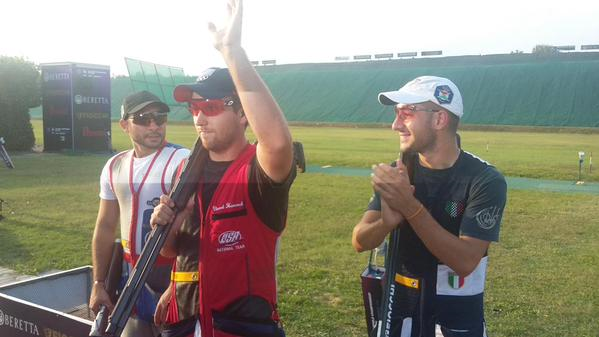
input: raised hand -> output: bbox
[208,0,243,53]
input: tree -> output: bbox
[0,56,40,151]
[532,44,559,56]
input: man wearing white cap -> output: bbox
[352,76,506,336]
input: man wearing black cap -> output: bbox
[352,77,506,336]
[150,1,295,336]
[90,90,190,337]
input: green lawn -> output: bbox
[0,121,598,336]
[30,120,599,182]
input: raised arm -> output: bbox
[209,0,293,183]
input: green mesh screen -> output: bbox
[257,52,599,127]
[124,58,192,121]
[31,53,599,127]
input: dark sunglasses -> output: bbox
[187,98,235,117]
[129,112,168,126]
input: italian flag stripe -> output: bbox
[449,274,465,289]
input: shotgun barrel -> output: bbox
[377,151,416,337]
[104,137,207,337]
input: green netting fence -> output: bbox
[30,52,599,127]
[257,52,599,127]
[124,58,192,120]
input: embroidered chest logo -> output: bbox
[218,231,243,246]
[476,206,502,229]
[445,200,465,218]
[217,230,246,253]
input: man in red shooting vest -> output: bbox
[151,1,295,336]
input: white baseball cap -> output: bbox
[378,76,463,118]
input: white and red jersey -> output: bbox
[100,143,189,265]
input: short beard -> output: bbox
[418,132,437,154]
[201,134,236,154]
[134,133,164,150]
[402,130,437,155]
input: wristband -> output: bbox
[405,203,424,221]
[93,280,105,286]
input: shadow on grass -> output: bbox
[0,220,33,269]
[3,152,108,189]
[7,210,94,241]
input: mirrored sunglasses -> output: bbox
[129,112,168,126]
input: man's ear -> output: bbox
[119,119,129,133]
[432,110,450,130]
[238,108,248,127]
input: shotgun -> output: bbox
[90,239,123,336]
[377,151,416,337]
[103,137,207,337]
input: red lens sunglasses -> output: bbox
[394,104,441,121]
[187,98,235,117]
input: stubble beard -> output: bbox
[133,132,164,152]
[400,131,436,155]
[200,132,236,154]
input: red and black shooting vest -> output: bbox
[168,145,282,337]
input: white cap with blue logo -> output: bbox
[378,76,463,118]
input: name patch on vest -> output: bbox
[213,201,245,212]
[212,201,248,221]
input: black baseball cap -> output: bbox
[174,68,235,102]
[121,90,170,120]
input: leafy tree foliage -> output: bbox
[0,56,40,150]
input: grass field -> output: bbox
[1,121,598,336]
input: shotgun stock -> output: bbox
[90,239,123,336]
